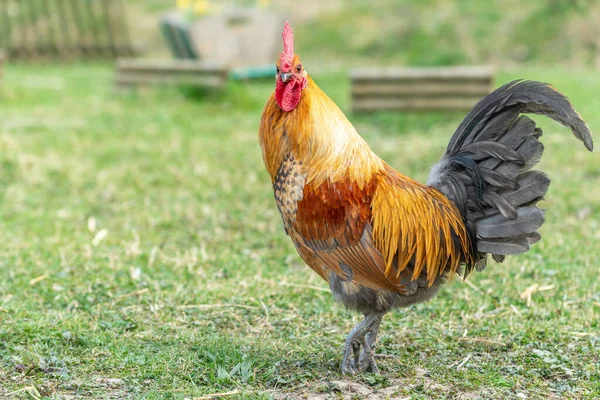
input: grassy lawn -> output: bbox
[0,64,598,399]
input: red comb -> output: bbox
[280,20,294,69]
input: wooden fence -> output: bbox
[0,0,134,61]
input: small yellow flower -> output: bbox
[176,0,191,10]
[258,0,271,8]
[193,0,209,15]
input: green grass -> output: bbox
[294,0,598,68]
[0,64,598,399]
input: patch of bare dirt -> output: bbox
[268,370,481,400]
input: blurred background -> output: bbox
[1,0,600,67]
[0,0,599,398]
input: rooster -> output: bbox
[258,22,594,375]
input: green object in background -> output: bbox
[160,12,198,60]
[230,64,276,80]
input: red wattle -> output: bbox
[276,78,305,112]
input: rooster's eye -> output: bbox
[276,67,280,74]
[297,64,302,72]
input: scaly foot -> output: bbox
[358,342,379,373]
[341,313,384,375]
[358,319,381,373]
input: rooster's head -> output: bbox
[275,21,308,112]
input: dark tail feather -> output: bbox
[447,80,593,153]
[428,80,593,275]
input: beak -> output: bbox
[280,73,292,83]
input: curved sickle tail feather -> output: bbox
[428,80,593,275]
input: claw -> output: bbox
[358,346,379,373]
[341,362,357,375]
[341,339,359,375]
[341,313,385,375]
[352,340,361,369]
[341,347,357,375]
[359,329,380,373]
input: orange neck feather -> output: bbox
[259,77,384,188]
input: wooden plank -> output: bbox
[18,0,31,58]
[115,58,229,89]
[29,0,47,57]
[117,69,227,80]
[117,72,227,84]
[0,50,4,82]
[54,0,72,58]
[85,0,106,57]
[25,0,37,56]
[0,0,9,51]
[116,74,226,88]
[70,0,89,55]
[77,0,94,56]
[112,0,133,56]
[101,0,116,58]
[40,0,59,57]
[352,97,483,112]
[352,82,491,97]
[117,69,227,79]
[353,77,493,86]
[350,65,494,112]
[351,66,495,81]
[117,59,227,74]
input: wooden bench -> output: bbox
[350,66,495,112]
[115,59,228,90]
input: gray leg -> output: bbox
[358,315,382,373]
[341,313,384,375]
[341,316,369,375]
